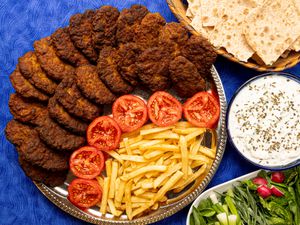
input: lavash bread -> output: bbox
[200,0,223,27]
[208,0,263,62]
[244,0,300,65]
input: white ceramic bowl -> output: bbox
[186,170,261,225]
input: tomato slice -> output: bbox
[87,116,121,151]
[147,91,182,127]
[183,92,220,128]
[112,95,148,132]
[70,146,105,179]
[68,178,102,208]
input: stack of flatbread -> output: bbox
[187,0,300,65]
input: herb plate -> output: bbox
[186,170,261,225]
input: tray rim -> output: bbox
[34,65,227,225]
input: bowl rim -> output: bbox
[185,170,261,225]
[226,72,300,170]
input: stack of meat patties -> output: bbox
[5,5,217,187]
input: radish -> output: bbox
[271,172,285,183]
[257,185,272,198]
[271,186,284,197]
[252,177,268,186]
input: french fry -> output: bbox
[140,126,174,136]
[115,179,126,204]
[109,161,119,199]
[105,160,112,177]
[185,129,206,142]
[119,155,146,162]
[121,165,167,181]
[174,121,193,128]
[131,202,154,219]
[180,136,188,179]
[107,199,123,216]
[138,140,165,150]
[151,202,159,210]
[133,188,145,196]
[198,146,216,159]
[125,180,133,220]
[153,171,183,202]
[143,150,165,159]
[141,144,179,152]
[145,171,160,179]
[100,177,110,214]
[140,192,156,199]
[103,150,124,164]
[120,135,143,148]
[96,176,104,187]
[154,163,182,188]
[173,164,207,192]
[173,127,204,135]
[141,179,153,189]
[143,130,179,140]
[190,137,202,155]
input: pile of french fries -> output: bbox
[96,122,216,220]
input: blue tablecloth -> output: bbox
[0,0,299,224]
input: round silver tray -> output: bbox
[34,65,227,224]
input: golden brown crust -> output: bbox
[51,27,89,67]
[98,46,133,94]
[137,47,171,92]
[34,37,75,81]
[8,93,47,126]
[116,5,149,44]
[76,65,116,104]
[134,13,166,50]
[169,56,206,97]
[158,22,189,58]
[19,156,67,187]
[55,76,101,121]
[36,113,86,151]
[117,43,142,86]
[69,10,98,64]
[18,51,57,95]
[48,96,88,135]
[92,6,120,50]
[182,35,217,75]
[6,120,69,171]
[9,66,49,102]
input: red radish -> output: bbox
[271,172,285,183]
[252,177,268,186]
[271,186,284,197]
[257,185,272,198]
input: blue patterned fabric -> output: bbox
[0,0,299,224]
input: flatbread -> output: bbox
[186,0,201,18]
[208,0,262,62]
[244,0,300,65]
[200,0,223,27]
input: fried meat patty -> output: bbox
[92,6,119,50]
[34,37,75,81]
[10,66,49,102]
[36,113,85,151]
[169,56,206,97]
[55,76,101,121]
[48,96,88,135]
[116,5,149,44]
[6,120,69,171]
[69,10,98,64]
[117,43,141,86]
[8,93,47,126]
[134,13,166,50]
[18,51,57,95]
[19,156,67,187]
[158,22,189,58]
[51,27,89,67]
[76,65,116,104]
[137,47,171,92]
[98,46,133,94]
[182,35,217,75]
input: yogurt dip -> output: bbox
[228,74,300,167]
